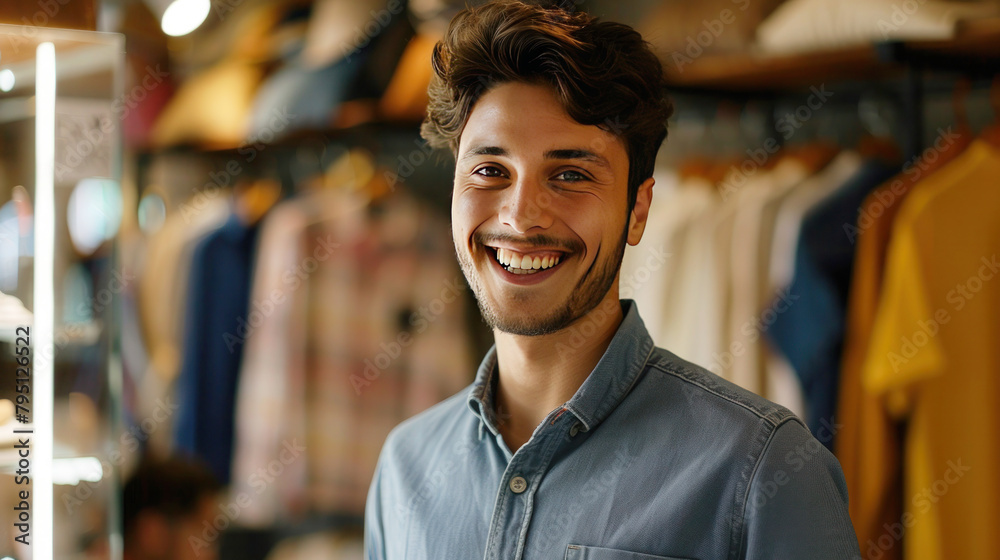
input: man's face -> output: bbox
[126,495,219,560]
[452,81,644,336]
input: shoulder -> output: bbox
[378,386,478,469]
[633,346,832,471]
[641,348,854,551]
[643,346,802,431]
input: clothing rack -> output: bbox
[665,32,1000,161]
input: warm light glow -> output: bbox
[0,69,14,92]
[34,41,56,560]
[67,178,122,255]
[53,457,105,485]
[161,0,211,37]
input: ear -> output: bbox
[626,176,655,246]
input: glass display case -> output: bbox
[0,23,124,560]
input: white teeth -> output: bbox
[491,247,564,272]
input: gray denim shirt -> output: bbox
[365,299,861,559]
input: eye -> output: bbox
[473,165,507,178]
[554,169,589,182]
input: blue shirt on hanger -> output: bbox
[768,158,900,448]
[174,207,260,484]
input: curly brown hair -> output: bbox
[420,0,674,212]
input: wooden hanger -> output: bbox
[854,94,903,165]
[783,141,840,173]
[856,134,902,165]
[233,178,281,225]
[677,156,715,183]
[904,78,974,176]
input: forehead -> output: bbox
[458,81,627,165]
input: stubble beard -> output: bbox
[455,225,628,336]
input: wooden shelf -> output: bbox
[663,17,1000,92]
[664,45,893,92]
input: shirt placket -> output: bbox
[482,407,584,560]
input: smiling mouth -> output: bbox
[486,246,565,275]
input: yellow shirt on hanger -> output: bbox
[838,128,972,560]
[861,140,1000,560]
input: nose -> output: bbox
[497,175,554,234]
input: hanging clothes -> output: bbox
[860,140,1000,560]
[761,150,864,416]
[767,157,899,445]
[836,127,973,560]
[139,194,230,386]
[173,201,262,485]
[230,185,474,526]
[137,193,231,454]
[724,155,815,395]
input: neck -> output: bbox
[493,294,624,453]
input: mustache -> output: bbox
[472,231,584,253]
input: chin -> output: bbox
[473,286,572,336]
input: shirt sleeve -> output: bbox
[860,205,944,415]
[364,442,389,560]
[742,419,861,559]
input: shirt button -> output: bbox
[509,476,528,494]
[569,422,583,437]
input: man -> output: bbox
[122,457,221,560]
[365,1,862,559]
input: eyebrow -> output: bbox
[460,146,612,170]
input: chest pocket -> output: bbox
[564,544,695,560]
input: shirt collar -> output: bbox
[466,299,655,439]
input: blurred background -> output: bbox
[0,0,999,558]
